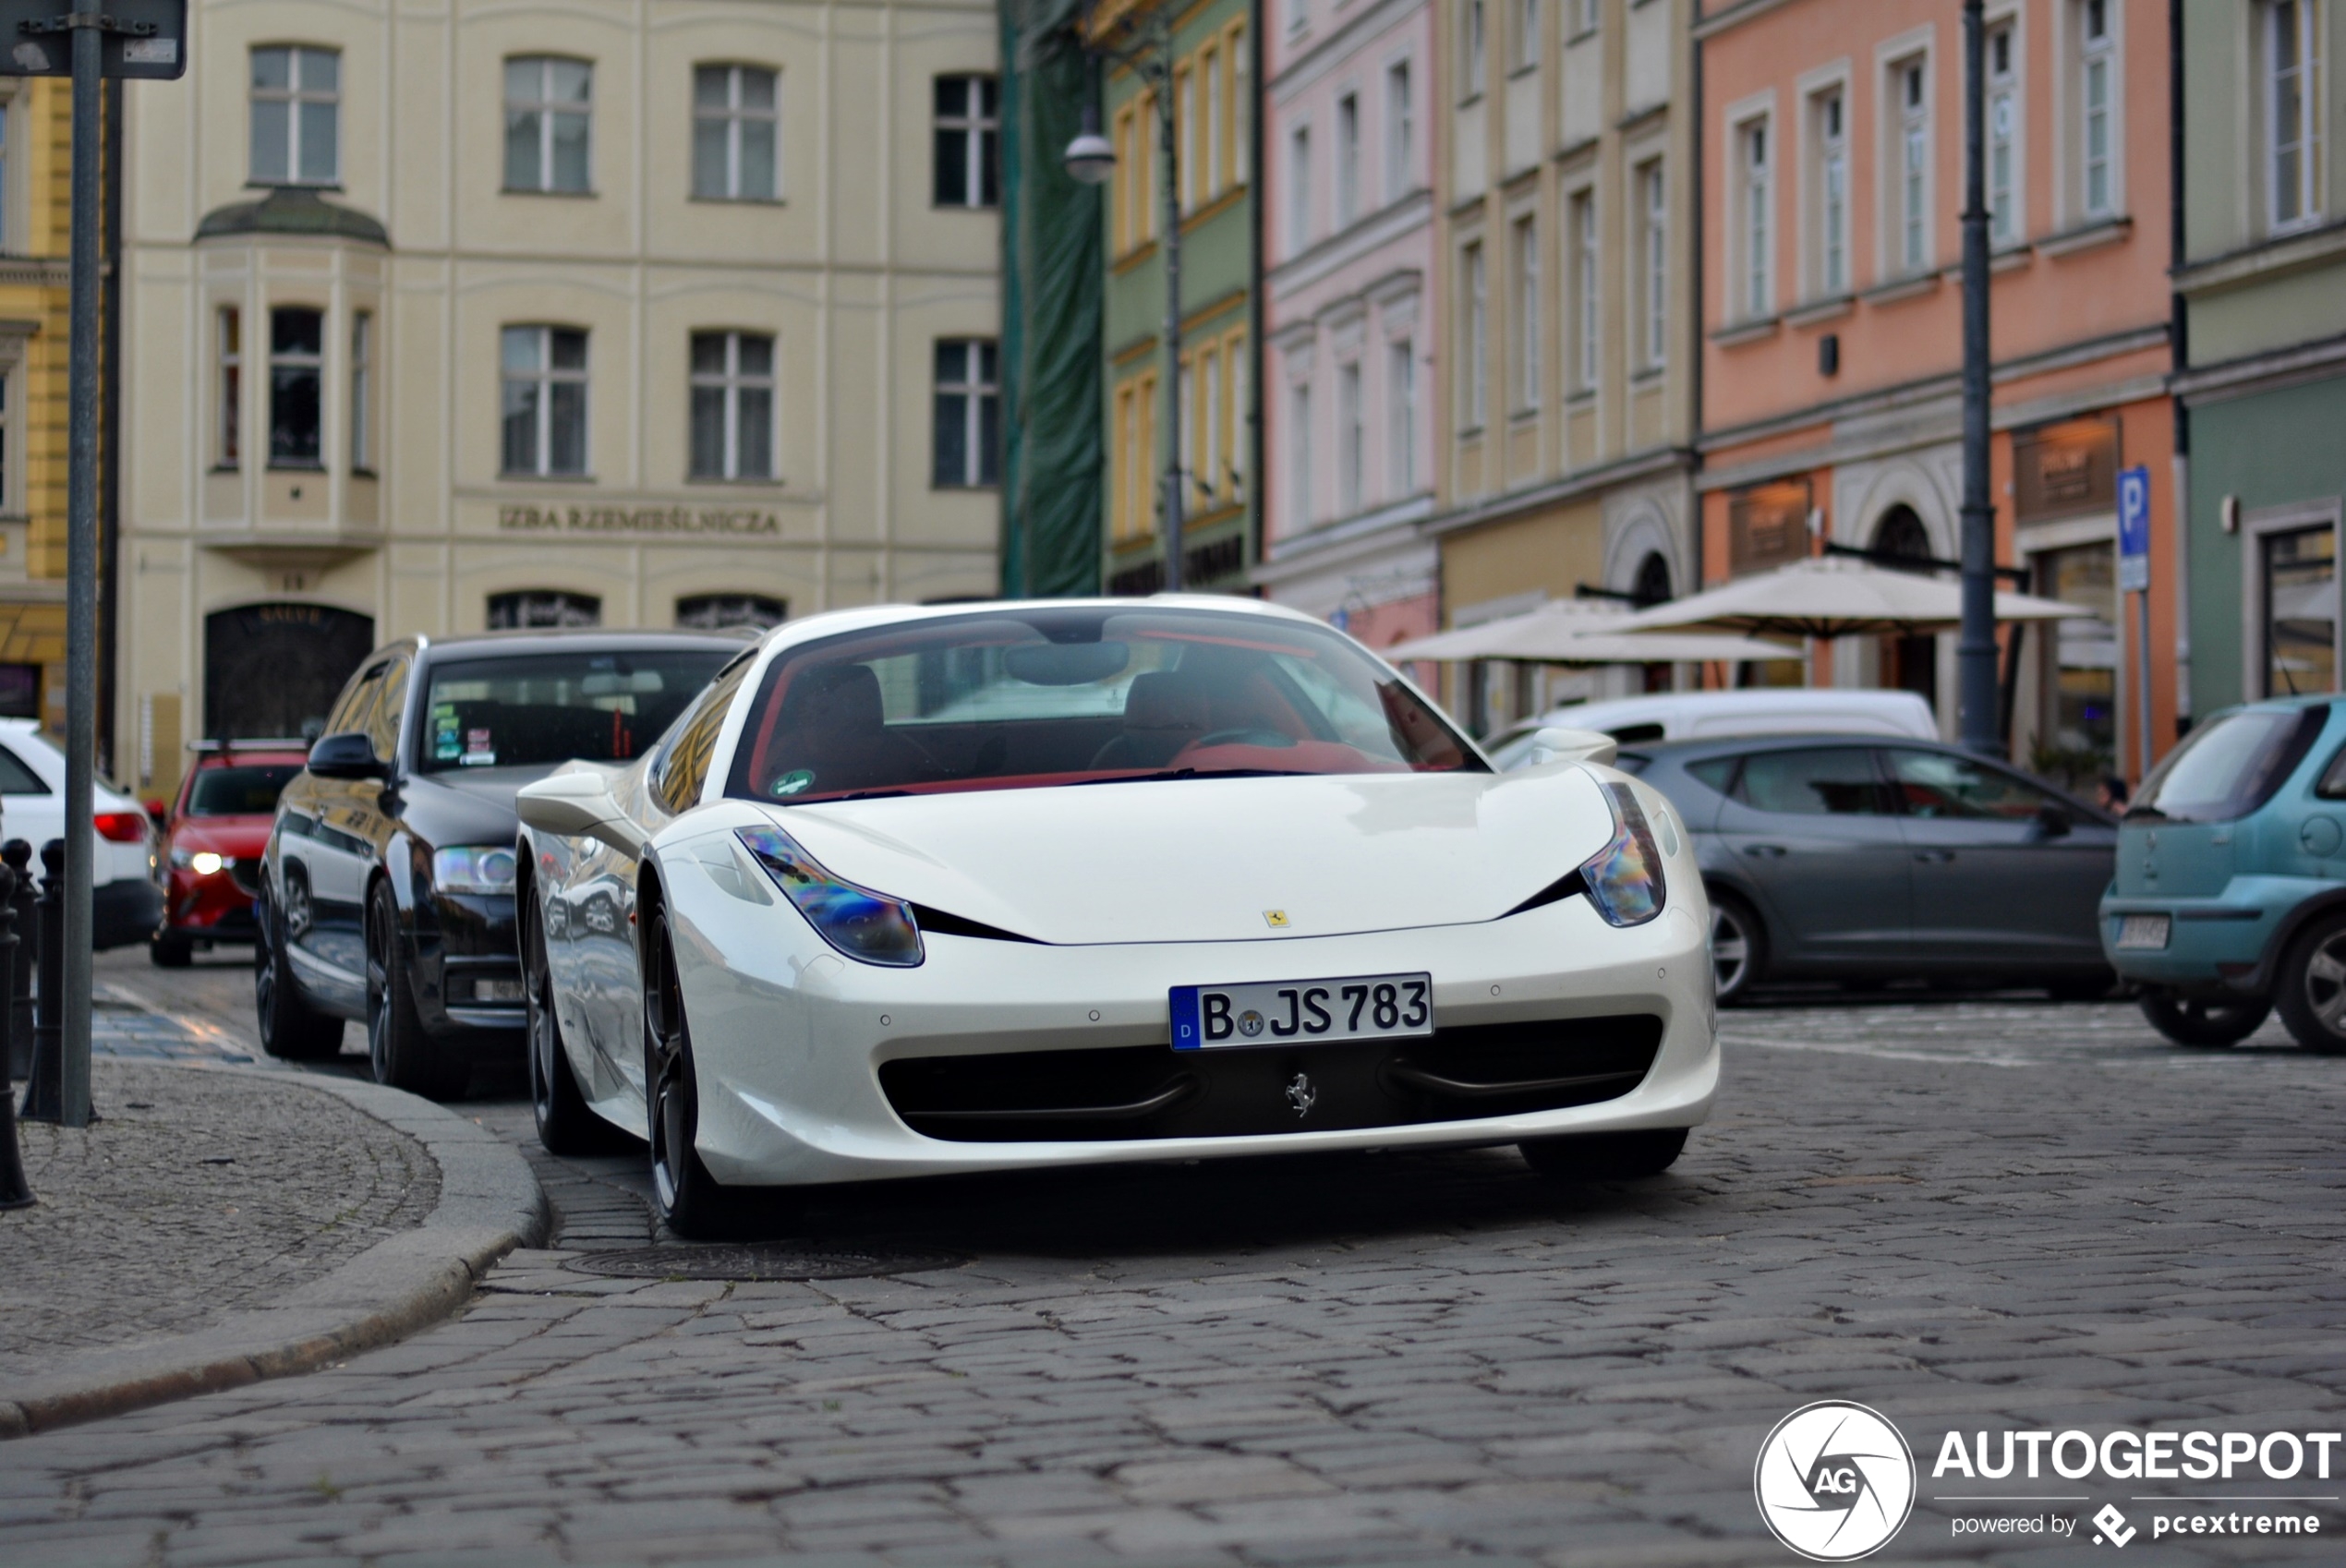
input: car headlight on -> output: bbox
[1579,780,1667,928]
[169,848,231,875]
[735,825,924,968]
[433,845,518,896]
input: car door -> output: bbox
[0,738,58,856]
[280,662,387,1009]
[1711,744,1913,970]
[1883,746,2114,968]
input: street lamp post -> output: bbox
[1064,14,1184,596]
[1956,0,2000,756]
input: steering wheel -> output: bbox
[1188,728,1296,750]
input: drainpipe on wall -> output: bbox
[1249,0,1265,592]
[2167,0,2191,731]
[1688,0,1707,683]
[98,78,121,781]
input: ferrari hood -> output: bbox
[756,767,1619,947]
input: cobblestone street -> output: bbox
[4,953,2344,1565]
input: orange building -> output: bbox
[1697,0,2174,783]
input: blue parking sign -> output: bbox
[2118,464,2151,592]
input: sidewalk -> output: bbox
[0,972,547,1435]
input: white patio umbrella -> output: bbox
[1383,598,1797,667]
[1602,554,2097,640]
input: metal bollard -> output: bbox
[0,861,30,1207]
[18,839,64,1124]
[2,840,28,1083]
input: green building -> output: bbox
[2177,0,2346,713]
[1091,0,1257,594]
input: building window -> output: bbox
[1178,62,1200,211]
[1515,0,1540,70]
[1572,0,1599,38]
[1223,330,1247,501]
[677,594,786,630]
[689,331,775,481]
[1512,215,1540,411]
[2264,525,2337,695]
[933,339,998,488]
[930,74,996,210]
[1987,26,2018,243]
[1228,23,1250,184]
[1812,90,1846,296]
[501,325,588,477]
[1114,370,1157,541]
[489,591,601,630]
[695,64,779,201]
[1463,0,1487,99]
[1284,0,1306,39]
[1572,189,1599,388]
[1462,241,1486,428]
[1740,120,1772,316]
[505,56,592,194]
[1197,343,1222,510]
[1288,125,1312,252]
[1289,380,1312,525]
[2269,0,2324,230]
[269,308,323,467]
[1337,359,1362,516]
[2078,0,2113,217]
[1385,61,1413,202]
[1640,162,1667,367]
[216,307,240,467]
[1201,43,1224,206]
[1386,339,1416,495]
[1897,60,1929,272]
[349,310,372,473]
[1336,93,1360,228]
[250,46,339,187]
[0,100,11,251]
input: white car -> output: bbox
[515,598,1719,1236]
[0,718,162,947]
[1485,688,1940,769]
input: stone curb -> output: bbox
[0,1063,550,1440]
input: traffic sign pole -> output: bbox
[58,11,98,1128]
[2118,466,2153,781]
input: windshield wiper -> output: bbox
[1062,767,1313,788]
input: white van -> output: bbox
[1485,689,1938,769]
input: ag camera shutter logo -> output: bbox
[1754,1401,1917,1561]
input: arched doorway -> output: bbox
[1630,551,1674,692]
[204,603,377,741]
[1871,506,1938,709]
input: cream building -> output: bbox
[117,0,1000,795]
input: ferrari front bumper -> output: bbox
[672,886,1719,1188]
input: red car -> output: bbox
[152,741,309,967]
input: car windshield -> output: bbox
[2129,705,2328,824]
[726,606,1481,805]
[418,650,732,773]
[187,764,301,815]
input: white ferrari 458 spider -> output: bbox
[514,597,1718,1236]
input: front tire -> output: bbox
[524,883,633,1154]
[151,932,193,969]
[1709,891,1765,1005]
[254,884,344,1061]
[2138,990,2271,1048]
[1518,1128,1688,1181]
[643,910,744,1237]
[2274,912,2346,1055]
[366,879,468,1099]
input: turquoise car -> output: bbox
[2103,696,2346,1051]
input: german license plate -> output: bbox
[1169,972,1433,1050]
[2116,914,2171,951]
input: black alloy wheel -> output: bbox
[2274,912,2346,1055]
[644,909,777,1238]
[151,933,193,969]
[253,881,344,1061]
[1518,1128,1688,1181]
[1709,892,1765,1005]
[524,883,633,1153]
[2137,990,2272,1049]
[366,879,468,1099]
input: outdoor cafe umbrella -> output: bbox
[1382,598,1798,667]
[1602,554,2096,640]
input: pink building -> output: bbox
[1255,0,1439,655]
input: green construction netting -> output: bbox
[999,0,1104,598]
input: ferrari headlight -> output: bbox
[433,845,518,896]
[735,825,925,968]
[1580,780,1666,927]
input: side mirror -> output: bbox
[515,769,647,858]
[308,731,386,781]
[2034,803,2074,839]
[1509,726,1620,770]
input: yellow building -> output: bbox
[0,78,79,743]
